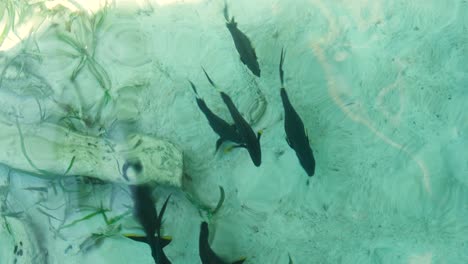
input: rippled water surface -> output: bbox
[0,0,467,263]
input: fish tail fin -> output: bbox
[222,0,237,25]
[279,47,286,87]
[223,0,230,21]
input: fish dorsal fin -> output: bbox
[123,234,147,244]
[160,236,172,248]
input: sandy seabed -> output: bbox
[0,0,467,263]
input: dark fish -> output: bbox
[223,3,261,77]
[279,48,316,176]
[128,185,172,264]
[199,222,246,264]
[202,69,262,166]
[188,80,243,151]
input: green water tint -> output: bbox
[0,0,467,263]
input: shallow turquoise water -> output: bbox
[0,0,467,263]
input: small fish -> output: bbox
[223,2,261,77]
[203,69,262,166]
[199,222,246,264]
[279,48,316,176]
[127,185,172,264]
[188,80,243,151]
